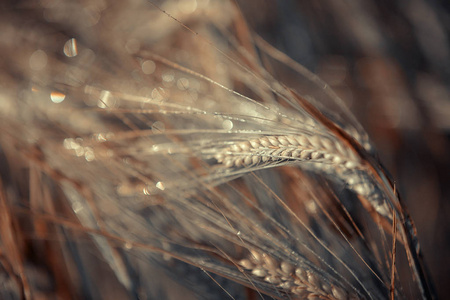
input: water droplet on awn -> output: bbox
[50,91,66,103]
[63,38,78,57]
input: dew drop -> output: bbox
[151,87,167,101]
[162,72,175,83]
[143,187,151,195]
[84,147,95,161]
[222,119,233,130]
[63,38,78,57]
[95,133,107,142]
[142,60,156,75]
[179,0,198,13]
[162,71,175,87]
[50,91,66,103]
[75,147,85,157]
[63,138,73,149]
[72,201,83,213]
[97,100,106,109]
[98,90,114,108]
[306,200,318,214]
[156,181,165,191]
[176,77,190,90]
